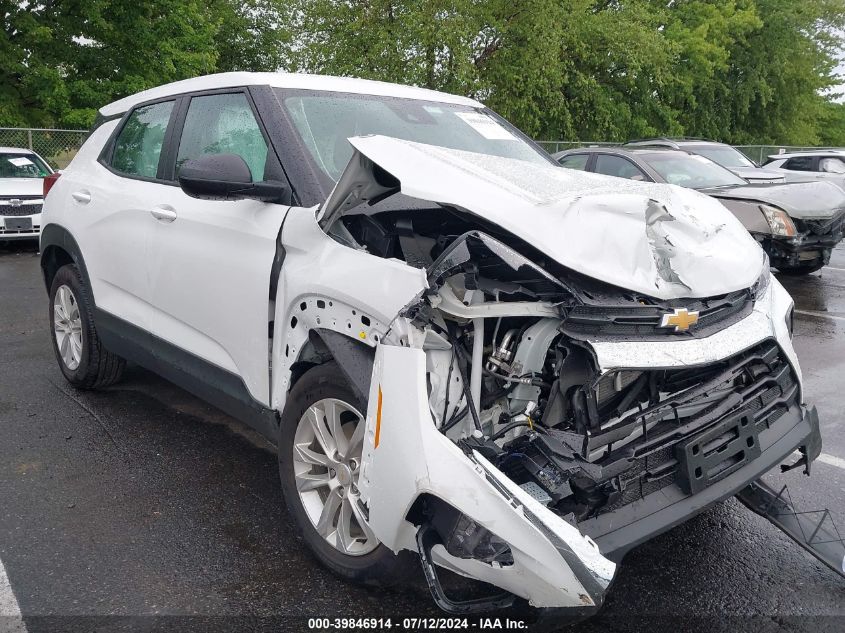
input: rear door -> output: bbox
[79,98,178,331]
[145,89,290,408]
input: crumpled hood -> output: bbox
[0,178,43,197]
[701,180,845,220]
[321,136,766,300]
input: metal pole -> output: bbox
[27,129,33,150]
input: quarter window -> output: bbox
[111,101,175,178]
[176,93,269,181]
[819,157,845,174]
[558,154,589,170]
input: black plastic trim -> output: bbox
[583,404,819,561]
[95,308,279,442]
[309,329,374,405]
[39,224,92,296]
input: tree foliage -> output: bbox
[2,0,844,145]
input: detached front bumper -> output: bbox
[580,404,821,561]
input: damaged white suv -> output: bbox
[41,73,824,616]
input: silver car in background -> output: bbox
[626,138,785,184]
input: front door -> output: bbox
[146,91,289,407]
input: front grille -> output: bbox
[798,211,845,237]
[562,287,754,340]
[592,340,799,514]
[1,203,42,217]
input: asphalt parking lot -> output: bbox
[1,239,843,633]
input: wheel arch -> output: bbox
[288,329,375,406]
[40,224,93,302]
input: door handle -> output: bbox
[150,206,177,223]
[71,190,91,204]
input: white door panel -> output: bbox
[70,161,156,330]
[147,191,288,405]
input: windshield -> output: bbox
[643,153,748,189]
[276,90,551,184]
[0,153,51,178]
[691,145,755,169]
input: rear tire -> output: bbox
[278,362,413,585]
[49,264,125,389]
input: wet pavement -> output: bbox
[0,239,842,633]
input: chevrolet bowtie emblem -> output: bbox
[660,308,700,332]
[8,198,22,207]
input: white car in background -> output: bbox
[39,73,828,619]
[0,147,54,241]
[763,150,845,187]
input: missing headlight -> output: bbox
[424,496,514,565]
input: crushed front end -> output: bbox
[324,136,823,615]
[763,210,845,271]
[352,229,821,614]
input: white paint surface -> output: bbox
[818,452,845,470]
[0,557,26,632]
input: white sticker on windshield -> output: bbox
[455,112,516,140]
[7,157,34,167]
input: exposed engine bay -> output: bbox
[336,206,797,526]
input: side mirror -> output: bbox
[178,154,289,203]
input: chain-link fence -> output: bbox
[0,128,88,169]
[2,128,843,171]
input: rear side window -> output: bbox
[594,154,648,181]
[558,154,589,170]
[111,101,175,178]
[783,156,814,171]
[819,157,845,174]
[176,93,269,181]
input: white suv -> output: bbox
[1,147,54,241]
[40,72,823,617]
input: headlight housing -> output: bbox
[760,204,797,237]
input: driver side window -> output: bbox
[176,92,269,181]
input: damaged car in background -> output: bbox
[40,73,841,621]
[555,146,845,275]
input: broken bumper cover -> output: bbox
[579,404,821,561]
[359,345,617,611]
[764,215,845,269]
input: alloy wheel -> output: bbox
[53,285,83,371]
[292,398,378,556]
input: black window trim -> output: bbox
[161,86,278,184]
[97,86,290,196]
[783,156,817,172]
[98,95,182,186]
[592,152,651,182]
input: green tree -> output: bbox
[1,1,221,127]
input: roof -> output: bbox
[99,72,483,118]
[552,146,683,159]
[767,150,845,160]
[626,138,726,149]
[0,147,36,155]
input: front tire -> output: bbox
[278,362,411,584]
[49,264,125,389]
